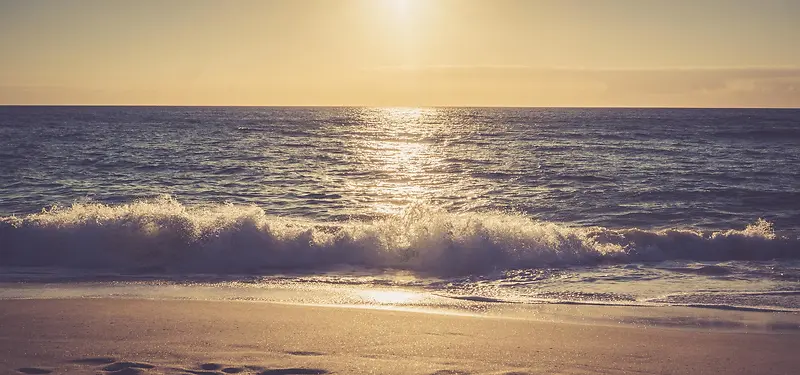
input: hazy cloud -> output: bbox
[360,65,800,107]
[3,66,799,107]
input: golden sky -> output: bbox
[1,0,799,107]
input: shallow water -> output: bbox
[1,106,799,311]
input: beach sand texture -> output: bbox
[1,299,798,375]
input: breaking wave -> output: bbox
[1,196,796,276]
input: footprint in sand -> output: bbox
[183,366,327,375]
[102,361,156,372]
[196,363,249,373]
[62,357,329,375]
[200,363,223,370]
[285,351,325,357]
[431,370,470,375]
[94,361,157,375]
[257,369,328,375]
[103,362,155,371]
[70,357,118,365]
[105,369,145,375]
[16,368,52,375]
[182,364,247,375]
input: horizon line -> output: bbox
[1,104,799,110]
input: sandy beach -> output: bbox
[3,1,800,374]
[1,298,798,375]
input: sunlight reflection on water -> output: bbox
[353,107,443,215]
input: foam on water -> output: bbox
[1,196,795,276]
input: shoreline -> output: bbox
[2,298,799,375]
[2,281,799,334]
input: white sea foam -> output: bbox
[0,196,795,276]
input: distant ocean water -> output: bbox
[1,106,799,311]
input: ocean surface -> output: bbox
[1,106,799,313]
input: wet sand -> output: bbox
[1,298,798,375]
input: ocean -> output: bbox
[1,106,798,312]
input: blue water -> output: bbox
[1,106,799,311]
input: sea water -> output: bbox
[1,106,798,312]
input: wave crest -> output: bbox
[1,197,795,275]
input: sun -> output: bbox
[386,0,414,16]
[375,0,429,25]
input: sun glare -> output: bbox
[387,0,412,15]
[383,0,427,20]
[359,290,422,305]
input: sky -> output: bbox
[1,0,799,107]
